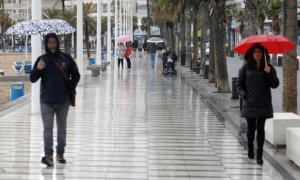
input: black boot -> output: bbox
[248,143,254,159]
[256,150,263,165]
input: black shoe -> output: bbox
[41,156,54,166]
[248,150,254,159]
[256,150,263,165]
[56,154,66,163]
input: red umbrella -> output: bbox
[233,34,295,54]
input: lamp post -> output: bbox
[25,0,29,60]
[31,0,42,114]
[77,0,84,85]
[114,0,118,61]
[107,0,112,62]
[96,0,102,65]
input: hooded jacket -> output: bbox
[30,33,80,104]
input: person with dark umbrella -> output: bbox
[237,43,279,165]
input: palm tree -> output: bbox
[199,1,209,76]
[185,0,193,69]
[258,0,268,34]
[282,0,297,113]
[267,0,283,65]
[0,0,5,35]
[151,0,179,51]
[233,9,245,39]
[243,0,259,37]
[147,0,151,39]
[141,17,148,31]
[43,8,63,19]
[83,2,97,58]
[214,0,230,92]
[187,0,200,70]
[62,8,76,55]
[192,9,199,73]
[208,1,216,83]
[0,12,12,50]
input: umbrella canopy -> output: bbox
[5,19,75,35]
[116,35,131,43]
[147,37,164,43]
[233,34,295,54]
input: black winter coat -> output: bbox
[30,53,80,104]
[30,33,80,105]
[237,64,279,119]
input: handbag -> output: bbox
[50,56,76,107]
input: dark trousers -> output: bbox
[118,58,123,68]
[246,118,266,152]
[41,100,70,156]
[126,58,131,69]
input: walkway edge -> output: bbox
[178,67,296,180]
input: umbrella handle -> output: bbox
[264,48,268,67]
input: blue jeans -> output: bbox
[149,53,156,68]
[41,100,70,156]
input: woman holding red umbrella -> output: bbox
[237,43,279,165]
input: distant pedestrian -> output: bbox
[124,42,132,69]
[143,42,148,53]
[132,40,138,57]
[237,43,279,165]
[116,43,125,69]
[138,40,143,57]
[30,33,80,166]
[147,42,157,69]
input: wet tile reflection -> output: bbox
[0,59,283,179]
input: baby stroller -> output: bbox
[162,51,177,76]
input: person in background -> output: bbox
[138,40,143,57]
[116,43,125,69]
[132,40,138,58]
[237,43,279,165]
[147,42,157,69]
[30,33,80,166]
[124,42,133,69]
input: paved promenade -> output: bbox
[0,57,285,179]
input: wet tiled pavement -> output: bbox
[0,57,285,179]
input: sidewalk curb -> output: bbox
[178,67,296,180]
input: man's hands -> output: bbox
[37,59,46,70]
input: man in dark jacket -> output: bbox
[30,33,80,166]
[147,42,157,68]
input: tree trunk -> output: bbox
[170,26,175,51]
[283,0,297,113]
[214,0,230,92]
[85,22,91,58]
[260,19,264,34]
[185,1,192,70]
[209,7,216,83]
[0,0,4,36]
[271,18,281,66]
[180,11,186,66]
[244,0,258,37]
[62,0,65,12]
[227,15,232,56]
[164,24,169,47]
[146,0,151,39]
[200,4,208,76]
[193,13,198,73]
